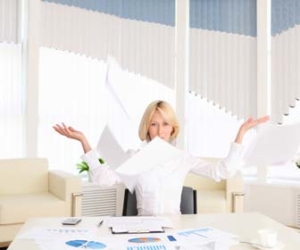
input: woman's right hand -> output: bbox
[53,123,92,153]
[53,123,85,142]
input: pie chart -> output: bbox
[128,237,161,243]
[65,240,106,249]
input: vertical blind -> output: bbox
[271,0,300,124]
[0,0,19,43]
[189,0,257,120]
[40,0,175,88]
[38,0,176,171]
[40,0,260,122]
[0,0,25,158]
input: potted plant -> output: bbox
[76,158,104,182]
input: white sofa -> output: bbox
[184,158,245,213]
[0,158,82,247]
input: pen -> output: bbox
[97,220,103,227]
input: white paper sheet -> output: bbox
[36,234,178,250]
[105,56,131,119]
[106,216,174,234]
[242,123,300,166]
[116,137,182,175]
[107,216,174,229]
[176,227,238,250]
[96,126,130,169]
[115,137,184,191]
[17,227,96,240]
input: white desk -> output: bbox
[7,212,300,250]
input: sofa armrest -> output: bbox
[226,171,245,212]
[48,170,82,216]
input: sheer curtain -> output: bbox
[0,0,25,158]
[0,43,25,158]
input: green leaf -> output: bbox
[76,158,104,175]
[78,169,86,174]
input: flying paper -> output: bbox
[115,137,184,192]
[242,123,300,166]
[97,126,130,169]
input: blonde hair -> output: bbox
[138,100,180,142]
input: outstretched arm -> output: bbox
[53,123,92,153]
[189,116,270,181]
[234,116,270,144]
[53,123,121,186]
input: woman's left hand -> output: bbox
[234,116,270,144]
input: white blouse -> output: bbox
[81,142,244,216]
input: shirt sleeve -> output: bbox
[188,142,245,181]
[81,149,122,187]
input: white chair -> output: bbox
[184,157,245,214]
[0,158,82,247]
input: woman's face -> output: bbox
[148,110,173,141]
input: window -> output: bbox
[0,43,25,158]
[38,48,175,173]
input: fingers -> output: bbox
[69,126,77,132]
[235,116,270,144]
[246,116,270,130]
[240,116,270,133]
[53,123,70,137]
[257,115,270,123]
[252,116,270,126]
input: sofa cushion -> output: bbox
[197,190,226,213]
[0,192,65,225]
[0,158,49,195]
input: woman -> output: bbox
[53,100,269,215]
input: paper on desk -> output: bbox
[107,216,173,234]
[107,216,173,228]
[176,227,238,250]
[115,137,184,192]
[242,123,300,166]
[35,237,112,250]
[17,227,96,240]
[97,125,130,169]
[36,234,178,250]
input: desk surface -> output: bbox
[8,212,300,250]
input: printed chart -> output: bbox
[126,245,167,250]
[126,237,166,250]
[128,237,161,243]
[65,240,106,249]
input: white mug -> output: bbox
[257,228,278,248]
